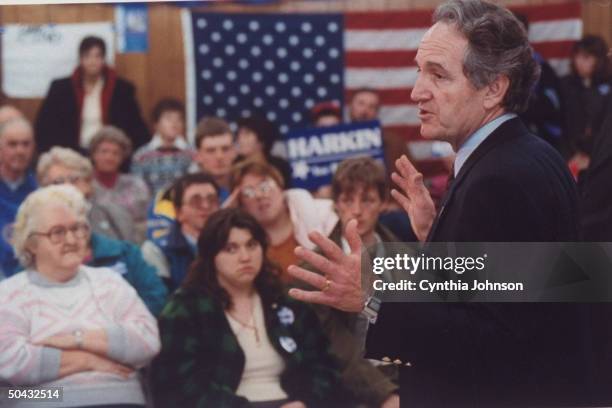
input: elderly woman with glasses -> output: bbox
[89,126,150,242]
[0,184,160,408]
[153,208,341,407]
[33,146,168,316]
[37,146,135,242]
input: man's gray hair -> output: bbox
[88,126,133,159]
[37,146,93,185]
[433,0,540,113]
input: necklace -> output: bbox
[227,297,261,345]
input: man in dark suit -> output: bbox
[288,1,609,406]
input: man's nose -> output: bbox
[411,73,430,103]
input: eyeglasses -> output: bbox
[47,174,84,185]
[184,194,219,209]
[30,222,90,244]
[241,179,276,200]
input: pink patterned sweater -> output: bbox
[0,266,161,407]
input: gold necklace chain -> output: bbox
[228,297,261,345]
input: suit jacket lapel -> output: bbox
[426,118,526,242]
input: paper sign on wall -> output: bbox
[2,22,114,98]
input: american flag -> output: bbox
[183,2,581,145]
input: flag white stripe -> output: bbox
[345,29,427,51]
[182,9,196,145]
[346,67,418,89]
[529,19,582,43]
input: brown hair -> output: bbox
[231,159,285,191]
[195,116,232,149]
[332,156,387,201]
[152,98,185,123]
[182,208,283,309]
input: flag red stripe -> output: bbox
[344,42,573,70]
[509,2,581,22]
[346,89,415,106]
[345,10,433,29]
[345,50,418,68]
[532,40,575,60]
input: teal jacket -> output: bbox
[88,233,167,316]
[152,288,342,407]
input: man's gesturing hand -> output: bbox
[391,155,437,242]
[287,219,364,313]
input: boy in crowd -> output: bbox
[145,115,234,241]
[142,173,220,292]
[193,116,236,201]
[131,98,195,194]
[300,157,400,408]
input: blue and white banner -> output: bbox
[115,3,149,53]
[287,121,385,190]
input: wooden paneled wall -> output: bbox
[1,0,610,131]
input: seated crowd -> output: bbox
[0,101,402,407]
[1,29,610,407]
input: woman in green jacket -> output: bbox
[153,208,341,408]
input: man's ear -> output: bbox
[483,75,510,110]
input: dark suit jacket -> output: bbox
[428,117,579,242]
[579,97,612,241]
[35,75,149,154]
[365,118,610,406]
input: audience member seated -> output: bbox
[297,157,400,408]
[235,116,292,187]
[37,147,135,242]
[35,35,149,155]
[89,126,151,243]
[311,100,342,127]
[0,185,160,407]
[562,35,611,174]
[231,160,338,282]
[152,208,341,407]
[131,98,195,194]
[34,148,166,315]
[193,116,237,201]
[0,118,37,277]
[142,173,220,292]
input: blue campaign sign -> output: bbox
[286,120,385,190]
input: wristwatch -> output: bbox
[362,295,382,324]
[73,329,84,349]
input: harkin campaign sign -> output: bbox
[286,120,385,190]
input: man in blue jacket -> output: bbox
[141,173,221,292]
